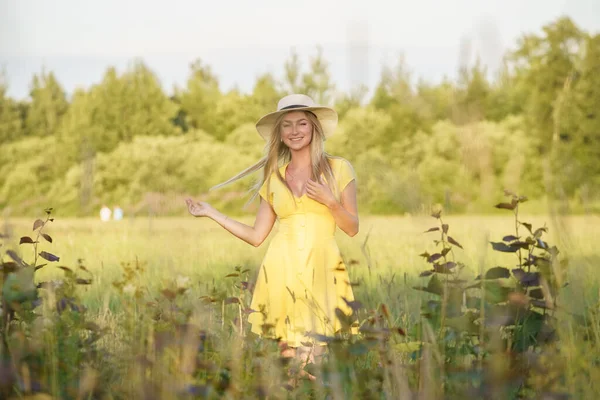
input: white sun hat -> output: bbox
[255,94,338,140]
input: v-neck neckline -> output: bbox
[282,162,308,199]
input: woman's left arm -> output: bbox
[306,178,359,237]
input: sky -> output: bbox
[1,0,599,100]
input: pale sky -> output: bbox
[1,0,599,100]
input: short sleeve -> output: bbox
[337,159,357,192]
[258,178,272,205]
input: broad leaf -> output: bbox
[520,222,533,233]
[490,242,519,253]
[485,267,511,279]
[427,253,442,263]
[424,227,439,233]
[512,269,540,286]
[447,236,463,249]
[39,251,60,262]
[511,241,530,250]
[433,263,452,274]
[495,202,516,210]
[33,219,44,231]
[41,233,53,243]
[502,235,519,242]
[19,236,36,244]
[528,288,544,299]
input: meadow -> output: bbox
[2,209,599,399]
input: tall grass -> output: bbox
[1,212,599,398]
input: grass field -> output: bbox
[2,212,600,398]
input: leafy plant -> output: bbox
[0,209,103,399]
[414,191,568,397]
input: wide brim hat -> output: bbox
[255,94,338,140]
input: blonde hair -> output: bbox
[211,110,339,206]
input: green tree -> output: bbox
[486,62,527,122]
[59,61,179,157]
[370,56,429,140]
[283,47,335,105]
[251,73,282,116]
[454,58,490,124]
[508,17,585,153]
[213,89,256,140]
[558,33,600,200]
[415,78,455,123]
[0,71,23,143]
[334,84,368,120]
[25,70,68,137]
[177,59,221,138]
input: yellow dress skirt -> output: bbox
[247,157,357,347]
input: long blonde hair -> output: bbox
[211,110,339,206]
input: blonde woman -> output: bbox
[185,94,359,374]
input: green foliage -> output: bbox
[284,47,335,105]
[556,34,600,203]
[25,70,69,138]
[371,55,433,139]
[0,70,23,143]
[47,132,260,216]
[1,210,104,399]
[177,59,222,138]
[454,58,491,123]
[0,16,598,216]
[413,192,570,397]
[58,62,180,158]
[1,201,596,398]
[508,17,585,154]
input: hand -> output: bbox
[185,198,213,218]
[306,176,337,208]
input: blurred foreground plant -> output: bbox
[414,190,572,398]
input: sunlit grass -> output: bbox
[2,213,600,398]
[5,213,599,313]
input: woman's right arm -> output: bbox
[186,198,276,247]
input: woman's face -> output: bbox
[280,111,313,151]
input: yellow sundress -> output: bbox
[248,157,357,347]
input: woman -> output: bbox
[185,94,359,368]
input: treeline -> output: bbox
[1,17,598,216]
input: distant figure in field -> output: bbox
[185,94,359,381]
[100,205,111,222]
[113,206,123,221]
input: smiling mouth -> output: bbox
[290,137,303,141]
